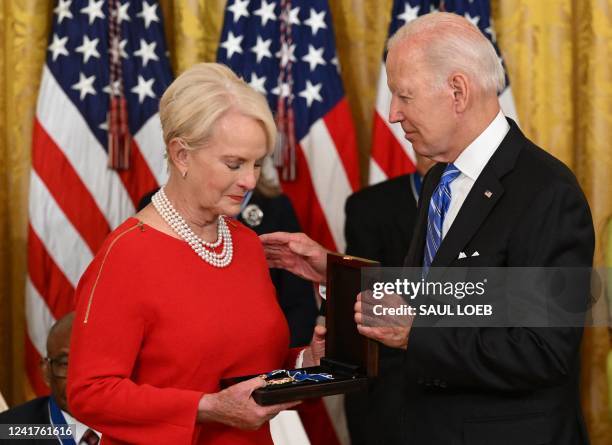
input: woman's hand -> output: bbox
[198,377,301,430]
[301,325,326,367]
[259,232,329,283]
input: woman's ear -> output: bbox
[167,138,189,177]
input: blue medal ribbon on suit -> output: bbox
[48,397,77,445]
[410,173,422,203]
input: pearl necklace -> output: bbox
[151,187,233,268]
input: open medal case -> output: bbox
[222,253,380,405]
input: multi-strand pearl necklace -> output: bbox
[151,187,233,268]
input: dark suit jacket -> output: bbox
[344,174,418,267]
[238,192,318,347]
[0,396,58,444]
[343,174,419,445]
[397,119,593,444]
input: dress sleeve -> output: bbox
[67,232,203,444]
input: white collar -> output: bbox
[453,110,510,180]
[61,409,101,443]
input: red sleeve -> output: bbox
[67,229,203,444]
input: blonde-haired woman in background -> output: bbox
[68,63,325,445]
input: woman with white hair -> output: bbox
[67,63,324,444]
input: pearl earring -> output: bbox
[182,170,188,179]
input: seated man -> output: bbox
[0,313,100,444]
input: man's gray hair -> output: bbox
[387,12,506,95]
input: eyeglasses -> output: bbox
[43,356,68,378]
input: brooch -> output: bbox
[241,204,264,227]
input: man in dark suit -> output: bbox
[261,11,594,445]
[0,313,100,444]
[344,155,434,267]
[343,156,433,445]
[239,189,319,347]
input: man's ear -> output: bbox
[167,138,190,176]
[40,359,51,387]
[449,72,469,113]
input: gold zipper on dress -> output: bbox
[84,221,145,323]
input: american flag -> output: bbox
[26,0,171,394]
[217,0,360,253]
[369,0,519,184]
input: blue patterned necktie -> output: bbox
[423,163,461,276]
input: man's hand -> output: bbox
[259,232,330,283]
[354,291,414,350]
[302,325,326,367]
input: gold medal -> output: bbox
[265,376,295,385]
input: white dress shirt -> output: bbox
[62,409,101,444]
[442,110,510,238]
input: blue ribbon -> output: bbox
[410,173,422,204]
[264,369,334,383]
[289,370,334,382]
[48,397,76,445]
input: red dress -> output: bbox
[68,217,297,444]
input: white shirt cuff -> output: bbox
[318,284,327,300]
[295,349,306,368]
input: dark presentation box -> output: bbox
[222,253,380,405]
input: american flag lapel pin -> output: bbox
[484,190,493,198]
